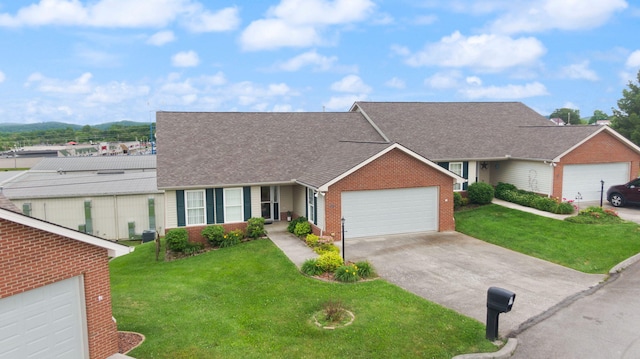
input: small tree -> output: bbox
[550,108,582,125]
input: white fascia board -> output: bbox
[318,143,466,192]
[0,208,134,257]
[553,126,640,162]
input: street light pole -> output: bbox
[341,217,345,263]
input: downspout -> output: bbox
[114,195,119,240]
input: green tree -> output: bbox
[550,108,581,125]
[589,109,609,124]
[612,70,640,145]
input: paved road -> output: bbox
[512,259,640,359]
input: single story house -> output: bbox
[0,195,132,359]
[156,102,640,240]
[2,155,165,240]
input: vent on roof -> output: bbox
[97,170,125,175]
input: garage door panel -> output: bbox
[342,187,438,238]
[0,276,88,359]
[563,163,629,202]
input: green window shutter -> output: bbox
[176,190,186,227]
[243,187,251,221]
[437,162,449,170]
[462,162,469,190]
[313,196,318,225]
[215,188,224,223]
[84,200,93,234]
[148,197,156,230]
[206,189,215,224]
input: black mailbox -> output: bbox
[487,287,516,313]
[485,287,516,341]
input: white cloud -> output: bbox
[385,77,405,89]
[86,81,150,103]
[626,50,640,68]
[0,71,5,83]
[489,0,628,34]
[330,75,371,93]
[171,50,200,67]
[560,61,599,81]
[147,30,176,46]
[405,31,545,72]
[424,71,462,89]
[0,0,239,32]
[240,0,375,51]
[324,94,366,110]
[278,50,338,71]
[25,72,93,94]
[466,76,482,86]
[460,81,549,99]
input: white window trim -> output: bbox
[185,189,206,226]
[307,188,315,223]
[224,188,244,223]
[450,162,464,191]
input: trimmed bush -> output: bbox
[314,243,339,255]
[166,228,189,252]
[246,217,267,239]
[305,233,320,247]
[316,252,343,273]
[467,182,494,205]
[294,221,312,237]
[201,225,225,246]
[495,182,517,198]
[494,182,575,215]
[301,258,325,276]
[334,264,360,283]
[453,192,463,209]
[287,216,307,233]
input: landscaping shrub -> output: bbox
[201,225,225,246]
[495,182,517,198]
[246,217,267,239]
[301,258,325,276]
[287,216,307,233]
[165,228,189,252]
[354,260,375,279]
[495,182,575,215]
[334,264,359,282]
[294,221,312,237]
[183,242,204,255]
[316,252,343,273]
[565,206,624,224]
[220,229,243,248]
[313,243,339,255]
[453,192,463,209]
[305,233,320,247]
[467,182,494,205]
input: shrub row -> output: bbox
[495,182,574,214]
[301,257,376,282]
[165,217,267,253]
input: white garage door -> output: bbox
[0,276,88,359]
[342,187,438,238]
[562,162,630,202]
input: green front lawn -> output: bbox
[110,239,497,358]
[455,204,640,273]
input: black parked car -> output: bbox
[607,178,640,207]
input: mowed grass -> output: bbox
[110,239,497,359]
[455,204,640,273]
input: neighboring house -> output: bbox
[156,102,640,240]
[0,195,132,359]
[2,155,164,240]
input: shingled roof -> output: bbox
[156,111,389,189]
[352,101,604,161]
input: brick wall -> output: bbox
[0,218,118,359]
[552,131,640,198]
[325,148,455,239]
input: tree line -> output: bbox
[0,123,154,151]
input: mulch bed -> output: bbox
[118,331,145,354]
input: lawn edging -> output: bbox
[610,250,640,274]
[452,338,517,359]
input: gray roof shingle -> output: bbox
[30,155,156,172]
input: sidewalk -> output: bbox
[265,221,317,268]
[491,198,571,220]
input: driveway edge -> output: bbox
[452,338,518,359]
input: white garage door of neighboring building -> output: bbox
[0,276,88,359]
[562,162,630,202]
[342,187,438,238]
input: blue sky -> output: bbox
[0,0,638,125]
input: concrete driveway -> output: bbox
[345,231,605,336]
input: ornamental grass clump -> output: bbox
[301,258,325,276]
[334,264,359,283]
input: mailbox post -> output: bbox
[486,287,516,341]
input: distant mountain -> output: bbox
[0,121,152,133]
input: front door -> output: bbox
[261,186,280,221]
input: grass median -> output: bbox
[455,204,640,273]
[110,239,497,358]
